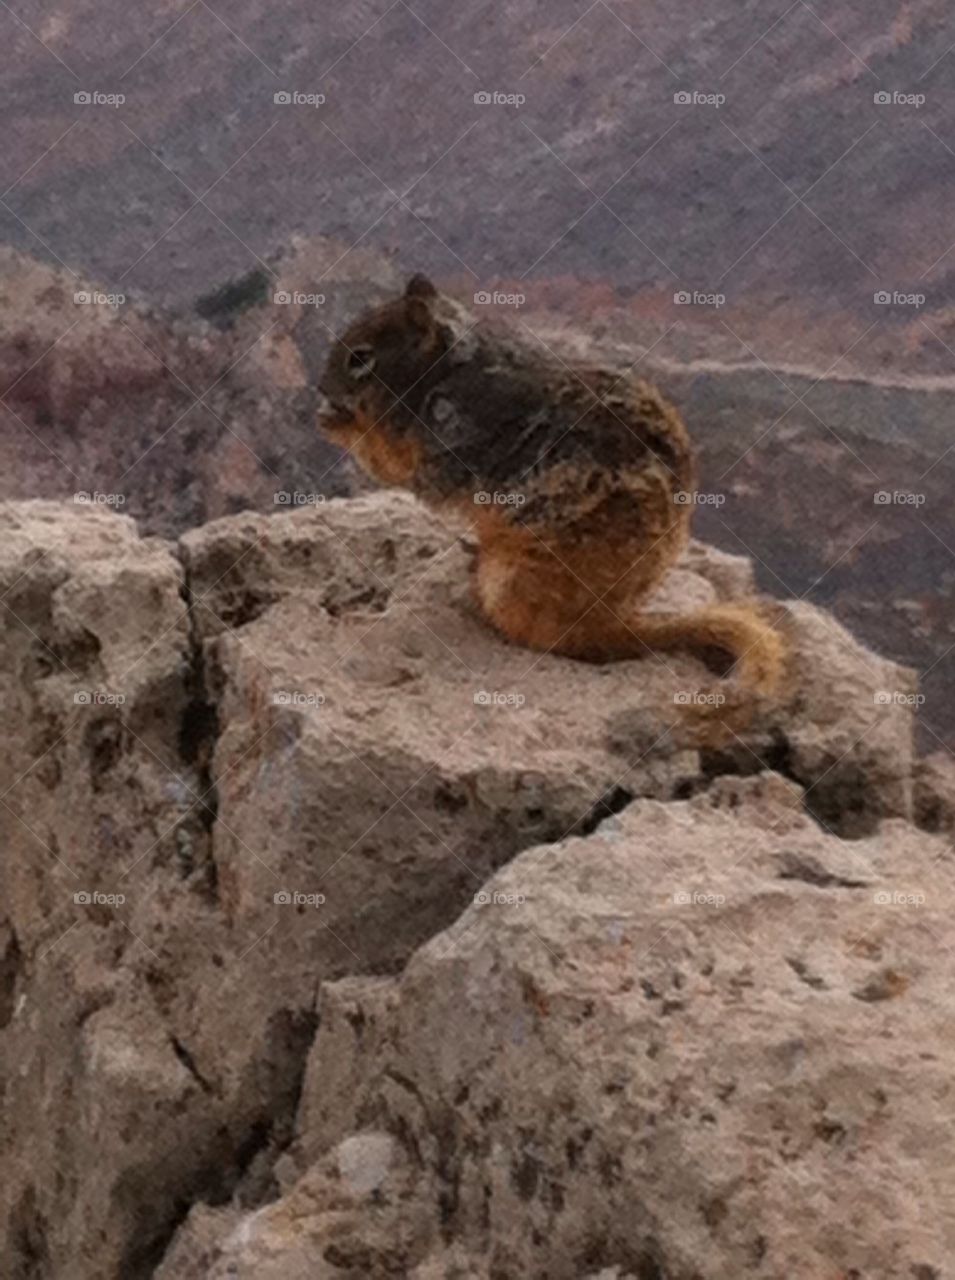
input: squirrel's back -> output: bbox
[318,276,695,549]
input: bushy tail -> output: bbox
[626,601,787,741]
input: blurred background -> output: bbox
[2,0,954,743]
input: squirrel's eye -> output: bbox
[347,346,375,379]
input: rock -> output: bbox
[336,1133,397,1196]
[680,539,755,599]
[0,491,935,1278]
[182,490,918,844]
[162,774,955,1279]
[700,598,919,837]
[915,750,955,836]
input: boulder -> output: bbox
[0,492,934,1279]
[161,774,955,1278]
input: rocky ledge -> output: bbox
[0,492,952,1279]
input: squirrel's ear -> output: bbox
[404,276,473,353]
[405,273,437,300]
[405,274,439,333]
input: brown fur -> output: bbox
[316,275,786,737]
[321,407,423,488]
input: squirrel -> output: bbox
[316,274,785,732]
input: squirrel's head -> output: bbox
[317,274,474,441]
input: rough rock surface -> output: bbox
[159,777,955,1280]
[0,491,944,1280]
